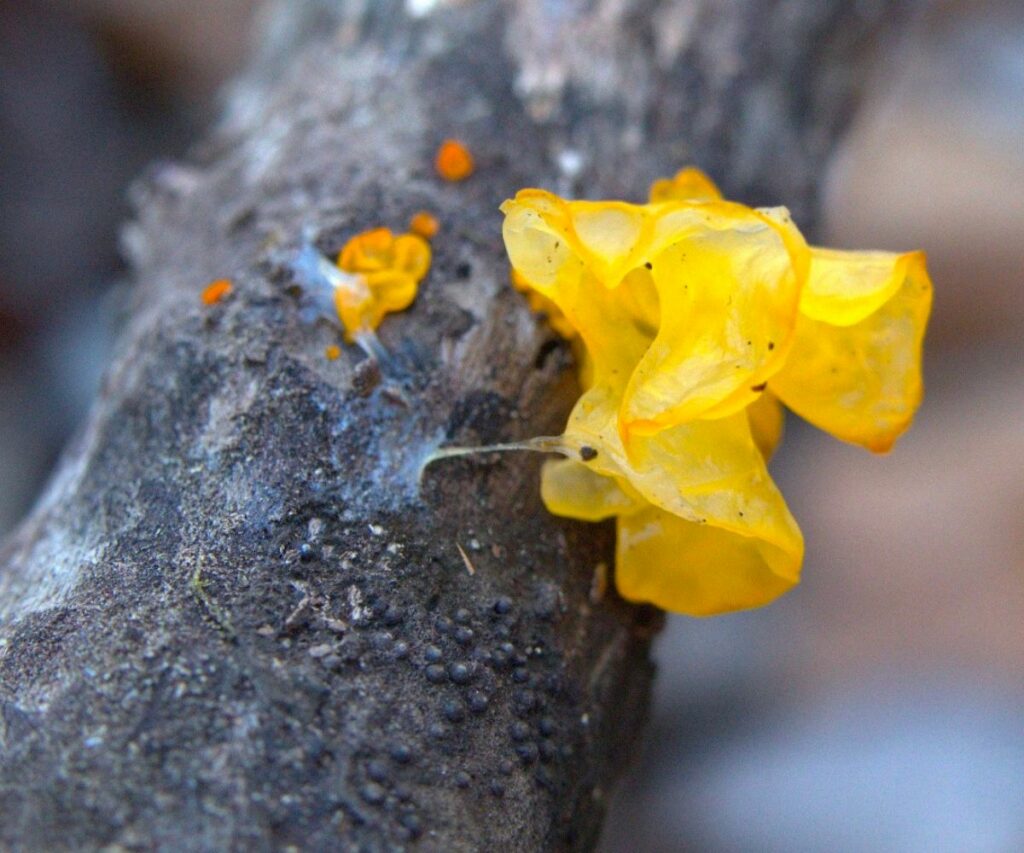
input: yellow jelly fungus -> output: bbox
[410,211,441,240]
[501,167,932,616]
[325,344,342,360]
[334,227,431,343]
[201,278,233,305]
[435,139,475,182]
[648,166,723,203]
[511,269,577,340]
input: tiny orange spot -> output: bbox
[435,139,474,182]
[409,211,440,240]
[325,344,342,360]
[201,278,233,305]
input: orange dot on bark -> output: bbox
[435,139,474,182]
[201,278,233,305]
[410,211,440,239]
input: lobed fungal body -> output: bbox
[502,168,932,616]
[289,228,431,346]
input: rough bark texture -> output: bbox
[0,1,901,849]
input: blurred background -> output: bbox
[1,1,1022,850]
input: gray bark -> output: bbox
[0,1,902,849]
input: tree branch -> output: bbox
[0,1,902,848]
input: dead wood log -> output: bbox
[0,1,903,848]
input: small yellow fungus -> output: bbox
[498,166,932,616]
[333,227,431,343]
[648,166,723,203]
[201,278,233,305]
[435,139,475,182]
[325,344,342,360]
[410,211,441,240]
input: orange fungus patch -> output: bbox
[334,227,431,342]
[409,211,440,240]
[201,278,233,305]
[435,139,474,181]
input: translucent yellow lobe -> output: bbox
[746,391,785,461]
[501,165,932,616]
[543,383,804,615]
[771,248,931,452]
[511,269,577,340]
[616,506,798,616]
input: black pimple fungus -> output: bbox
[579,446,598,462]
[489,780,505,798]
[454,626,474,645]
[493,597,513,615]
[512,667,530,684]
[424,645,443,663]
[366,760,389,784]
[448,662,472,685]
[442,699,465,723]
[509,721,531,742]
[425,664,446,684]
[389,744,413,765]
[468,690,489,714]
[398,813,422,839]
[454,771,471,789]
[453,608,472,624]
